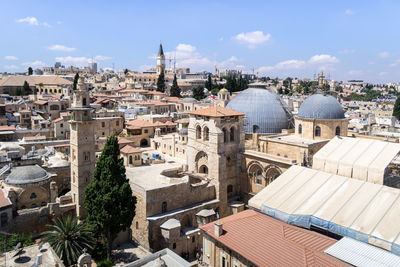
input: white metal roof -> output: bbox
[248,165,400,255]
[325,237,400,267]
[312,136,400,184]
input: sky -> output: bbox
[1,0,400,83]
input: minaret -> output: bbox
[69,78,96,219]
[156,43,166,75]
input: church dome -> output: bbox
[5,165,50,185]
[226,87,293,134]
[298,94,345,120]
[182,97,198,103]
[219,88,228,93]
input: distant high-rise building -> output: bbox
[89,62,98,74]
[156,43,165,75]
[55,62,62,68]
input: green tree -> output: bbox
[156,72,166,92]
[192,86,205,100]
[41,215,93,266]
[73,73,79,90]
[205,74,212,90]
[211,87,220,95]
[22,81,31,95]
[28,67,33,75]
[393,97,400,119]
[85,136,136,259]
[170,74,181,97]
[0,233,33,253]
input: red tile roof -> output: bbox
[34,100,48,105]
[118,137,134,144]
[188,106,244,118]
[0,189,12,209]
[120,145,142,154]
[125,119,176,129]
[200,210,346,267]
[0,125,15,131]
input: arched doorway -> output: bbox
[199,165,208,174]
[140,139,148,147]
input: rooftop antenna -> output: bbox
[112,63,115,72]
[173,54,176,73]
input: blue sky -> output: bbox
[1,0,400,83]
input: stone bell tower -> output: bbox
[69,78,96,219]
[156,43,165,75]
[187,106,245,217]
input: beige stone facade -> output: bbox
[295,117,349,140]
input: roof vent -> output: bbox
[214,222,223,237]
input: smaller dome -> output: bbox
[5,165,50,185]
[179,128,188,135]
[182,97,198,103]
[219,88,228,93]
[298,94,345,120]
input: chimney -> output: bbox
[214,222,223,237]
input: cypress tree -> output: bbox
[170,74,181,97]
[84,136,136,259]
[157,72,166,92]
[192,86,205,100]
[73,73,79,90]
[393,97,400,119]
[205,74,212,90]
[28,67,33,75]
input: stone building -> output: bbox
[68,78,96,219]
[120,145,142,167]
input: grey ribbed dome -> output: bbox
[5,165,50,185]
[182,97,197,103]
[298,94,345,120]
[226,88,293,134]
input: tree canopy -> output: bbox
[73,73,80,90]
[156,72,166,92]
[393,97,400,119]
[170,74,181,97]
[192,86,205,100]
[28,67,33,75]
[205,74,212,91]
[84,136,136,259]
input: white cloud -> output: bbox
[233,30,271,48]
[379,72,389,76]
[338,49,355,54]
[21,61,46,68]
[55,55,111,67]
[55,56,90,67]
[16,16,51,27]
[165,43,213,70]
[257,54,338,75]
[94,55,112,61]
[5,56,18,61]
[47,44,76,52]
[389,59,400,67]
[57,21,62,25]
[348,70,363,76]
[308,54,339,64]
[16,17,39,25]
[345,9,354,15]
[378,51,390,58]
[4,65,18,70]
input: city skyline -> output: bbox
[1,0,400,83]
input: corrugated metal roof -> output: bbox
[312,136,400,184]
[248,165,400,256]
[200,209,346,266]
[325,237,400,267]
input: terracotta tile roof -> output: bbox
[0,189,12,209]
[146,91,165,95]
[24,135,46,141]
[188,106,244,117]
[164,97,182,102]
[200,210,346,267]
[53,117,64,123]
[0,125,15,131]
[175,118,189,124]
[0,75,71,87]
[125,119,176,129]
[60,111,71,117]
[34,100,48,105]
[53,144,70,148]
[19,109,31,113]
[120,145,142,154]
[118,137,134,144]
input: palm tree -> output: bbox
[41,215,93,266]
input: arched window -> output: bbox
[203,126,209,141]
[83,98,87,106]
[249,164,263,185]
[230,127,235,142]
[136,221,139,229]
[196,125,201,139]
[227,184,233,193]
[31,204,37,208]
[129,156,133,164]
[30,193,37,199]
[298,124,302,134]
[315,126,321,137]
[335,126,340,136]
[162,201,167,213]
[199,165,208,174]
[266,167,281,185]
[223,128,228,143]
